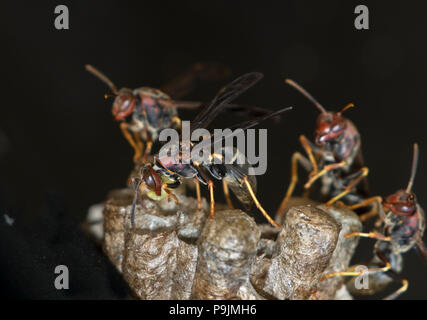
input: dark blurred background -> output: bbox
[1,1,426,299]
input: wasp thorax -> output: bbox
[112,88,136,121]
[315,113,347,145]
[383,190,417,217]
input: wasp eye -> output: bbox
[331,124,341,133]
[112,91,136,121]
[119,95,131,110]
[142,167,162,195]
[143,172,156,190]
[409,194,415,201]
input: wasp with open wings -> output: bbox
[129,72,292,229]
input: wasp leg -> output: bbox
[143,140,153,160]
[222,180,234,209]
[133,132,145,161]
[321,263,391,281]
[130,181,145,228]
[321,251,391,281]
[373,251,408,300]
[370,249,392,273]
[345,231,391,241]
[208,180,215,220]
[325,167,369,206]
[276,152,313,217]
[346,196,383,222]
[300,134,324,198]
[120,122,142,163]
[171,116,182,132]
[141,131,153,163]
[164,187,179,205]
[300,135,319,175]
[194,178,202,211]
[302,188,312,199]
[310,289,319,300]
[383,270,408,300]
[350,250,409,300]
[304,161,347,190]
[192,163,213,215]
[243,177,281,229]
[321,265,366,281]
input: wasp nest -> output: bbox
[100,189,362,300]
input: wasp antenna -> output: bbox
[104,93,116,100]
[85,64,119,95]
[285,79,327,114]
[337,103,355,116]
[406,143,419,193]
[130,177,143,228]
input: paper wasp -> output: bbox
[277,79,369,217]
[321,143,426,299]
[86,63,276,163]
[129,72,292,229]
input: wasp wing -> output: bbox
[222,104,282,123]
[158,100,204,109]
[161,62,231,99]
[159,99,281,123]
[190,72,264,132]
[217,107,292,209]
[224,106,292,132]
[206,106,292,151]
[223,162,256,210]
[191,106,292,169]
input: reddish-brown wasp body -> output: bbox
[277,79,368,216]
[86,64,277,162]
[381,190,425,255]
[321,144,426,300]
[86,63,233,162]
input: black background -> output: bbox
[1,1,426,299]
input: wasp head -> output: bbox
[111,88,136,121]
[383,143,420,217]
[141,164,163,197]
[284,79,353,147]
[85,65,138,121]
[383,189,417,217]
[314,112,347,146]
